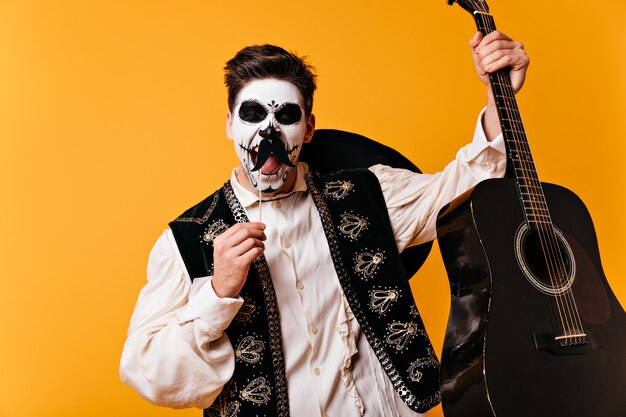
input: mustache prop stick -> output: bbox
[250,133,296,221]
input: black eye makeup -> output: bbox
[275,103,302,125]
[239,100,268,123]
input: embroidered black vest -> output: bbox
[169,169,441,416]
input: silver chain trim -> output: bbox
[305,171,420,409]
[223,181,290,417]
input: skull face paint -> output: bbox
[228,79,312,194]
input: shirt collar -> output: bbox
[230,162,310,208]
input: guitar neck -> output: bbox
[473,12,551,229]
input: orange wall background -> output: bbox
[1,1,624,416]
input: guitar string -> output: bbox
[491,22,586,344]
[478,13,584,342]
[492,35,583,342]
[477,15,574,337]
[498,69,578,340]
[474,0,582,341]
[499,73,578,341]
[497,64,586,343]
[472,3,584,344]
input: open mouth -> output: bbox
[240,139,299,177]
[249,146,282,176]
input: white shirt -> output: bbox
[120,113,506,416]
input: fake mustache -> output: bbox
[251,126,296,171]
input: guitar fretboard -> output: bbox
[475,12,552,230]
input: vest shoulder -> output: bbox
[169,184,225,225]
[316,167,378,183]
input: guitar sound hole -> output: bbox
[515,223,576,296]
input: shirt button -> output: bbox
[272,200,281,208]
[296,281,304,290]
[282,239,291,249]
[310,325,318,334]
[313,367,321,376]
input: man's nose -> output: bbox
[259,122,281,141]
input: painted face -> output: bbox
[228,79,311,194]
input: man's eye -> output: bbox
[239,101,268,123]
[275,104,302,125]
[243,110,263,120]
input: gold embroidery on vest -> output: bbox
[354,251,384,280]
[338,212,368,240]
[207,381,240,417]
[235,336,264,364]
[202,220,228,244]
[323,180,354,200]
[407,349,440,382]
[174,193,219,224]
[369,289,400,315]
[386,321,419,351]
[240,377,271,405]
[234,296,257,324]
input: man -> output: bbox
[121,31,529,416]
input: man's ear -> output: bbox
[226,111,234,141]
[303,113,316,144]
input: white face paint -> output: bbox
[228,79,310,194]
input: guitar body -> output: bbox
[437,179,626,417]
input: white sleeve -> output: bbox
[370,109,507,251]
[120,229,244,409]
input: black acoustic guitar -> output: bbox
[436,1,626,416]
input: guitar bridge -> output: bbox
[533,330,602,355]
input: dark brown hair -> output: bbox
[224,44,317,116]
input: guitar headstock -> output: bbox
[447,0,490,15]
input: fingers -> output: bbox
[212,222,266,298]
[479,30,513,46]
[469,31,483,49]
[214,222,266,258]
[219,222,265,240]
[238,244,265,266]
[470,30,529,94]
[480,49,527,74]
[473,30,528,73]
[217,222,266,248]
